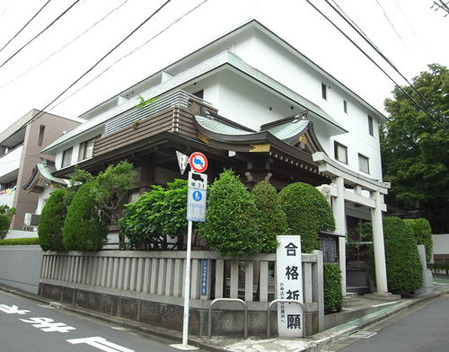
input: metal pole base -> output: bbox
[169,343,199,350]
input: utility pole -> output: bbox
[432,1,449,17]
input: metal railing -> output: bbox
[104,90,210,135]
[267,299,305,338]
[208,298,248,339]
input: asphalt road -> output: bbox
[0,289,208,352]
[323,293,449,352]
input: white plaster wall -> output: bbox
[229,31,383,180]
[54,126,103,170]
[36,186,54,214]
[433,234,449,256]
[202,70,308,131]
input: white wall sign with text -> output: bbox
[276,235,304,337]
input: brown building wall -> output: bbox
[11,111,81,230]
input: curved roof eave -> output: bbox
[194,114,324,161]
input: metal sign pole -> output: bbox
[182,219,193,347]
[172,219,198,350]
[172,151,207,351]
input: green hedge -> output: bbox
[404,218,433,263]
[428,263,449,274]
[279,182,335,253]
[251,181,288,253]
[63,182,109,251]
[38,188,69,251]
[199,169,262,257]
[323,263,343,314]
[382,217,423,293]
[0,238,40,246]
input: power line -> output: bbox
[0,0,130,90]
[51,0,209,110]
[30,0,172,126]
[324,0,447,127]
[0,0,81,70]
[306,0,449,132]
[373,0,403,40]
[0,0,52,54]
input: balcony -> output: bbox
[103,90,210,136]
[0,145,23,183]
[94,90,213,157]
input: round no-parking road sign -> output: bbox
[189,152,208,173]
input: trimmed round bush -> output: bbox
[199,169,262,257]
[63,182,109,251]
[382,217,423,293]
[251,181,288,253]
[323,263,343,314]
[404,218,433,263]
[279,182,335,253]
[38,189,69,251]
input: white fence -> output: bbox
[40,250,324,334]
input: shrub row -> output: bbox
[0,237,40,246]
[323,263,343,314]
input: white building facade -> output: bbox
[43,20,390,295]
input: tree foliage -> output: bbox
[119,179,188,250]
[96,160,137,225]
[251,181,288,253]
[278,182,335,253]
[0,205,15,239]
[38,189,70,251]
[199,169,262,257]
[382,64,449,232]
[63,182,109,251]
[96,161,136,249]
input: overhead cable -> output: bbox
[0,0,130,90]
[30,0,172,124]
[326,0,446,124]
[51,0,209,110]
[0,0,52,54]
[306,0,449,132]
[0,0,81,70]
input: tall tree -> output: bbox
[382,64,449,232]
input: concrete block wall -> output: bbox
[0,245,43,294]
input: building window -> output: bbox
[38,125,46,146]
[358,153,370,173]
[368,115,374,136]
[343,100,348,113]
[78,138,94,161]
[334,142,348,164]
[62,147,73,168]
[321,83,327,100]
[193,90,204,99]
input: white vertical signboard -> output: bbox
[276,235,304,337]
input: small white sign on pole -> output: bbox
[176,151,189,175]
[276,235,304,337]
[187,189,207,222]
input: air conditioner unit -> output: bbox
[24,213,40,227]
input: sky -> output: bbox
[0,0,448,134]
